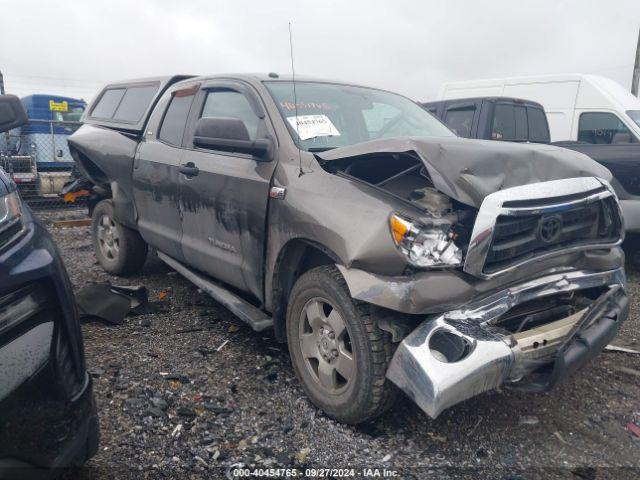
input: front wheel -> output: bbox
[286,265,397,424]
[91,199,148,276]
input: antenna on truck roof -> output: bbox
[289,21,304,177]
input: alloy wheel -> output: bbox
[298,297,355,393]
[96,214,120,261]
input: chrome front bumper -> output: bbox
[386,267,628,418]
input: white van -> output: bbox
[438,74,640,143]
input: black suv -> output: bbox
[0,95,98,476]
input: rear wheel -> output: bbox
[92,200,148,275]
[286,265,397,424]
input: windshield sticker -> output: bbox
[287,114,341,140]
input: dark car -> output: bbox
[0,95,98,477]
[67,75,627,422]
[422,96,551,143]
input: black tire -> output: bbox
[91,199,148,275]
[286,265,397,424]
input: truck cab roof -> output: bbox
[423,96,545,109]
[83,73,394,135]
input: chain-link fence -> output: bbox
[0,119,86,210]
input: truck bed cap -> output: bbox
[83,75,194,134]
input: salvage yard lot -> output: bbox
[45,211,640,479]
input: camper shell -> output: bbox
[82,75,194,134]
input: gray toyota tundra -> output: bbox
[67,74,628,424]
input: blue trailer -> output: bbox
[0,94,86,197]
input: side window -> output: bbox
[492,104,515,140]
[159,91,195,146]
[112,85,158,122]
[578,112,635,144]
[492,104,527,141]
[514,106,528,140]
[201,90,259,140]
[90,88,125,119]
[89,83,159,122]
[527,107,550,143]
[362,102,402,137]
[443,107,475,137]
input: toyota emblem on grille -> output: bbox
[539,215,562,243]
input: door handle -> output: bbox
[179,162,199,177]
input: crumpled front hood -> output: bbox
[317,136,613,207]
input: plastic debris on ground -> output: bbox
[76,283,159,325]
[627,421,640,438]
[604,344,640,355]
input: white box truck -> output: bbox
[438,74,640,143]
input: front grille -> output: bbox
[0,279,85,398]
[0,281,52,338]
[484,197,621,274]
[2,156,34,174]
[0,219,24,251]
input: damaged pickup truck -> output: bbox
[68,74,628,423]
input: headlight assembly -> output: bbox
[0,191,23,234]
[390,213,462,268]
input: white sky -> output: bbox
[0,0,639,102]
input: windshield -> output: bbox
[265,81,453,151]
[628,110,640,129]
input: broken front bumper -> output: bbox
[385,267,628,418]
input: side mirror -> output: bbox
[193,117,272,161]
[0,95,28,133]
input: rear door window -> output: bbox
[492,104,516,140]
[527,107,550,143]
[159,90,196,146]
[578,112,636,144]
[514,106,528,140]
[492,104,528,141]
[443,107,475,137]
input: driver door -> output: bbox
[178,81,278,302]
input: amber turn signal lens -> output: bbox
[390,215,410,245]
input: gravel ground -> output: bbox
[41,210,640,479]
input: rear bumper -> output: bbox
[385,267,628,418]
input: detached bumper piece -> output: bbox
[386,268,628,418]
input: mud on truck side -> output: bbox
[67,74,628,423]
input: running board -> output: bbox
[157,252,273,332]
